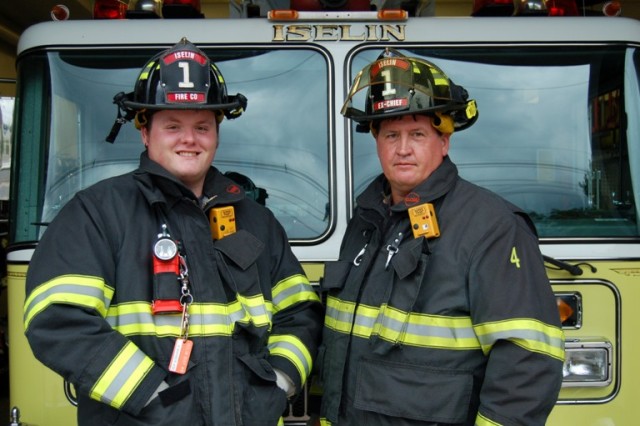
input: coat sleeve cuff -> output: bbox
[269,355,303,395]
[122,365,167,416]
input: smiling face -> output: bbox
[375,114,450,205]
[141,109,219,197]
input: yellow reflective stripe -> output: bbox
[372,304,407,342]
[327,297,563,355]
[138,61,158,81]
[211,63,225,84]
[108,302,242,337]
[268,334,313,382]
[24,275,114,330]
[107,298,278,337]
[325,296,356,334]
[429,66,449,87]
[476,412,501,426]
[374,304,480,349]
[107,302,181,336]
[237,293,272,327]
[474,319,565,361]
[350,303,377,338]
[272,274,320,312]
[325,297,481,350]
[276,417,284,426]
[320,418,332,426]
[91,341,154,409]
[189,302,248,336]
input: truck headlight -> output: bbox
[562,339,612,387]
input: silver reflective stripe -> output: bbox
[99,349,147,405]
[268,338,312,378]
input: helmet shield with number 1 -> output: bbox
[107,37,247,142]
[341,48,477,134]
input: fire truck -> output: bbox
[5,0,639,424]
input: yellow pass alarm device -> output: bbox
[209,206,236,240]
[408,203,440,239]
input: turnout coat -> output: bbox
[24,152,323,426]
[318,156,564,426]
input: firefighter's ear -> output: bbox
[140,125,150,148]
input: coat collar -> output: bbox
[133,151,246,209]
[357,155,459,215]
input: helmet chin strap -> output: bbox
[105,92,138,143]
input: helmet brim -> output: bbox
[122,98,244,112]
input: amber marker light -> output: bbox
[378,9,408,20]
[555,293,582,328]
[558,298,574,323]
[268,9,300,20]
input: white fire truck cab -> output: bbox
[6,0,640,424]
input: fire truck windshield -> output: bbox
[351,46,639,238]
[10,42,640,244]
[12,47,330,243]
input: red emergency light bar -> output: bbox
[94,0,128,19]
[93,0,203,19]
[473,0,623,16]
[547,0,579,15]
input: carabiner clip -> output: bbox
[353,244,368,266]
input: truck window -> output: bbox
[350,46,638,238]
[12,47,330,243]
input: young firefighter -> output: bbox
[317,49,565,425]
[23,38,322,426]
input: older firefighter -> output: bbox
[316,48,564,425]
[23,38,322,426]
